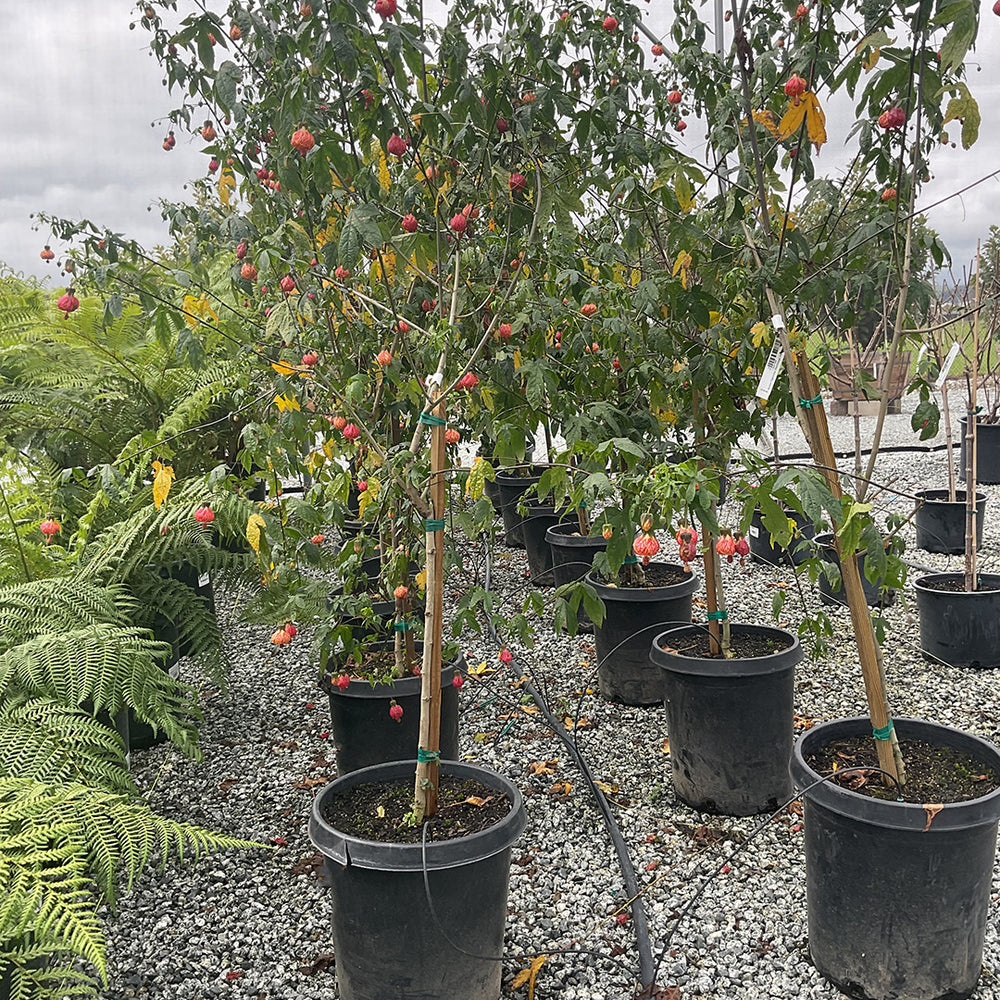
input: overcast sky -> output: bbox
[4,2,999,287]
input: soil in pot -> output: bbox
[914,489,986,554]
[321,643,461,773]
[310,760,526,1000]
[587,561,699,705]
[652,623,800,816]
[791,717,1000,1000]
[805,735,1000,803]
[321,773,512,843]
[914,573,1000,669]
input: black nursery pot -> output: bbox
[545,522,608,631]
[959,415,1000,485]
[814,533,895,608]
[790,717,1000,1000]
[650,624,801,816]
[585,562,699,705]
[913,573,1000,669]
[747,506,816,566]
[309,760,527,1000]
[913,489,986,554]
[519,506,573,585]
[494,465,548,548]
[320,642,462,774]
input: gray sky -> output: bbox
[4,2,999,285]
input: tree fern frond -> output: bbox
[0,700,132,795]
[0,626,201,757]
[0,580,125,651]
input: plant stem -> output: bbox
[0,479,31,582]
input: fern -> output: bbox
[0,700,133,795]
[0,625,201,758]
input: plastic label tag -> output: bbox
[748,524,759,538]
[198,572,211,588]
[934,342,961,390]
[756,339,784,402]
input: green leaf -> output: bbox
[911,399,940,440]
[941,82,980,149]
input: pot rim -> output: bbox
[494,464,551,486]
[584,562,699,602]
[309,759,527,870]
[915,488,987,504]
[790,716,1000,832]
[545,522,609,547]
[913,572,1000,596]
[650,623,802,677]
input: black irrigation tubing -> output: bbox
[479,546,658,994]
[771,436,960,463]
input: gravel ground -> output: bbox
[98,412,1000,1000]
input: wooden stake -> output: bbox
[965,247,981,593]
[414,386,447,820]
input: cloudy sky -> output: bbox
[4,2,1000,286]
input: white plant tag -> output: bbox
[756,339,784,402]
[934,342,961,390]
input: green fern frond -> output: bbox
[0,625,201,757]
[0,580,125,651]
[0,700,132,795]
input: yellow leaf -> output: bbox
[271,360,299,375]
[378,148,392,193]
[273,394,300,413]
[151,461,175,510]
[751,321,771,348]
[182,293,219,330]
[415,569,427,590]
[778,93,826,148]
[863,46,881,71]
[218,168,236,208]
[246,513,266,554]
[358,477,381,519]
[594,780,619,795]
[511,956,548,996]
[672,250,692,290]
[751,109,780,140]
[674,173,696,212]
[512,349,522,370]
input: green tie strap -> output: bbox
[798,394,822,409]
[393,620,413,632]
[706,610,728,621]
[424,518,445,532]
[417,748,441,764]
[872,721,894,741]
[418,412,446,426]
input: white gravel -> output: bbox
[97,406,1000,1000]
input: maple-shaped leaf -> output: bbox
[151,460,175,510]
[511,955,548,998]
[246,513,266,554]
[750,109,780,139]
[527,759,559,776]
[463,795,494,807]
[777,92,826,149]
[942,83,980,149]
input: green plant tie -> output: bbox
[578,501,588,509]
[393,620,413,632]
[623,554,639,564]
[417,748,441,763]
[968,407,983,415]
[798,394,822,409]
[872,720,894,741]
[706,610,728,621]
[424,518,445,532]
[418,412,446,426]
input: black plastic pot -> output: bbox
[791,717,1000,1000]
[913,573,1000,669]
[320,642,462,773]
[814,533,895,608]
[747,506,816,566]
[914,489,986,554]
[495,466,548,548]
[520,506,572,585]
[309,759,527,1000]
[651,624,801,816]
[959,415,1000,485]
[585,563,699,705]
[545,522,607,631]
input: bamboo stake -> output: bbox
[692,392,721,655]
[965,249,981,593]
[414,384,446,820]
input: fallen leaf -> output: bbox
[644,860,660,872]
[563,715,594,731]
[294,776,329,790]
[661,738,671,754]
[271,836,288,846]
[303,953,336,975]
[548,781,573,797]
[511,955,547,997]
[463,795,494,807]
[923,803,943,832]
[595,780,620,796]
[224,970,244,981]
[291,851,326,877]
[527,759,559,776]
